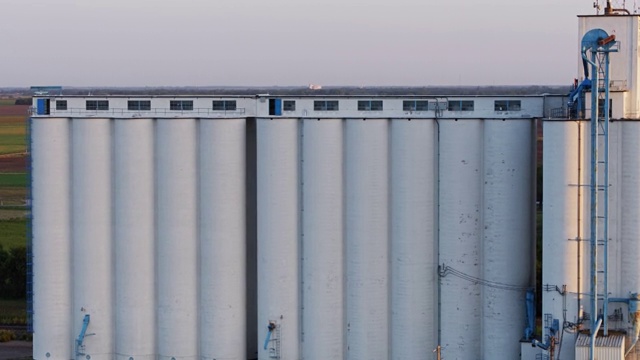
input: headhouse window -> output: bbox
[283,100,296,111]
[448,100,474,111]
[170,100,193,111]
[86,100,109,111]
[128,100,151,111]
[358,100,383,111]
[212,100,237,111]
[403,100,429,111]
[56,100,67,111]
[314,100,339,111]
[495,100,521,111]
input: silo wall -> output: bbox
[31,116,535,360]
[542,119,640,360]
[31,117,249,360]
[439,119,534,360]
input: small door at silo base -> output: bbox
[36,99,50,115]
[268,99,282,116]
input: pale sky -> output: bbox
[0,0,610,87]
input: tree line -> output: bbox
[0,245,26,299]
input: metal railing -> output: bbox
[548,107,569,118]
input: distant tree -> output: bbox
[5,247,26,299]
[14,98,31,105]
[0,245,26,299]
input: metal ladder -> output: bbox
[593,49,611,337]
[581,29,617,360]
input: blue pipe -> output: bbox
[263,322,276,351]
[532,317,559,351]
[608,298,630,304]
[569,79,592,104]
[568,79,591,119]
[75,314,90,358]
[76,314,90,345]
[263,330,272,351]
[532,339,549,351]
[524,289,535,341]
[591,317,603,357]
[583,58,590,79]
[588,48,599,360]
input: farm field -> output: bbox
[0,218,27,250]
[0,188,27,206]
[0,104,29,115]
[0,156,26,173]
[0,102,30,350]
[0,104,29,296]
[0,210,28,221]
[0,105,28,208]
[0,115,26,156]
[0,174,27,188]
[0,173,27,188]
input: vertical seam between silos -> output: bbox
[341,118,348,360]
[110,118,116,356]
[386,118,392,360]
[69,117,75,352]
[435,118,442,348]
[298,118,305,354]
[480,118,486,358]
[195,117,202,359]
[531,118,538,291]
[153,118,159,357]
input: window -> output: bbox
[128,100,151,111]
[212,100,237,111]
[448,100,474,111]
[598,99,613,118]
[283,100,296,111]
[403,100,429,111]
[86,100,109,111]
[56,100,67,111]
[170,100,193,111]
[314,100,339,111]
[494,100,521,111]
[358,100,383,111]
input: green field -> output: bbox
[0,99,15,106]
[0,173,27,187]
[0,218,27,249]
[0,115,27,155]
[0,131,26,155]
[0,136,25,154]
